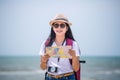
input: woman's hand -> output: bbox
[41,54,50,63]
[68,49,80,72]
[68,49,76,58]
[40,54,50,70]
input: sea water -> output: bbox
[0,56,120,80]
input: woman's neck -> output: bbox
[55,36,65,46]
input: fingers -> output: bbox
[44,54,50,58]
[68,49,76,57]
[68,49,75,54]
[41,54,50,63]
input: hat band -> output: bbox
[55,18,68,22]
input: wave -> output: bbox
[0,70,46,75]
[96,69,120,75]
[114,69,120,74]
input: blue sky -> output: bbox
[0,0,120,56]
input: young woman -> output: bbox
[39,14,80,80]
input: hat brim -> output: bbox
[49,20,72,27]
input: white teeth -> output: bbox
[57,30,62,33]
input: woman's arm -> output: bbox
[69,49,80,72]
[40,54,50,70]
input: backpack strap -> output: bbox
[45,38,50,46]
[44,39,50,80]
[66,38,73,46]
[66,38,80,80]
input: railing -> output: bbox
[80,60,86,63]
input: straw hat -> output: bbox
[49,14,72,27]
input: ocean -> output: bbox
[0,56,120,80]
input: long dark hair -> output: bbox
[46,23,75,46]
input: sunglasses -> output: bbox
[52,23,66,28]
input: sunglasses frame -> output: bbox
[52,23,66,28]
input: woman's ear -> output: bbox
[66,26,68,31]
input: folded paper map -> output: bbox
[46,46,72,58]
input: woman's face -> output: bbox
[52,21,68,36]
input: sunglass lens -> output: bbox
[60,24,66,28]
[53,23,59,28]
[52,23,66,28]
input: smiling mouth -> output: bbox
[56,30,63,33]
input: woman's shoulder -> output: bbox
[40,40,47,47]
[66,38,78,45]
[73,40,79,46]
